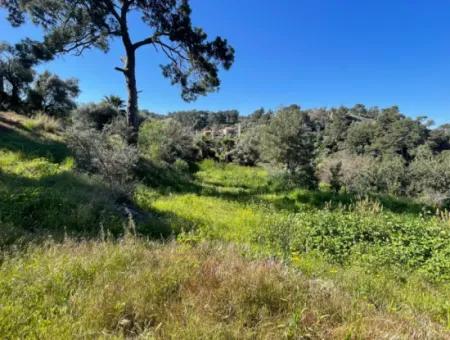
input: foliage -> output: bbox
[0,39,53,110]
[233,125,262,166]
[329,161,343,193]
[3,239,444,339]
[0,113,123,245]
[139,118,196,164]
[67,117,138,190]
[28,112,63,133]
[409,146,450,206]
[26,70,79,117]
[263,105,317,188]
[102,95,125,112]
[72,102,124,130]
[1,116,450,337]
[2,0,235,129]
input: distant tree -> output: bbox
[372,107,427,160]
[408,145,450,205]
[264,105,317,188]
[233,126,263,166]
[27,71,80,117]
[223,110,239,124]
[169,110,209,130]
[139,109,164,121]
[73,103,123,130]
[323,107,352,153]
[2,0,235,134]
[345,121,376,155]
[102,95,125,112]
[0,39,52,109]
[249,108,265,122]
[427,124,450,153]
[207,111,226,126]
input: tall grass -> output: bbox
[0,238,446,339]
[1,112,450,337]
[139,160,450,327]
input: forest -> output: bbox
[1,0,450,339]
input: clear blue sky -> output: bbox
[1,1,450,125]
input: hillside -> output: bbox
[0,111,450,338]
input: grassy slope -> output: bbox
[138,161,450,327]
[1,112,449,338]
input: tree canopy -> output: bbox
[1,0,235,131]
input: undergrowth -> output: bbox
[1,112,450,337]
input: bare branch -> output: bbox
[115,66,126,73]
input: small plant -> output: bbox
[329,161,343,193]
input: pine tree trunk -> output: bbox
[124,48,139,133]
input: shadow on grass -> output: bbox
[0,129,197,247]
[189,176,430,216]
[0,167,199,248]
[135,158,203,194]
[0,127,69,163]
[0,169,123,246]
[293,190,430,215]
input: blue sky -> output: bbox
[1,1,450,125]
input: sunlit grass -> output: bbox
[1,238,446,339]
[1,112,450,337]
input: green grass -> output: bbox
[0,113,124,247]
[1,112,450,338]
[137,160,450,328]
[1,238,447,339]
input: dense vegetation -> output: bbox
[1,1,450,338]
[0,112,450,338]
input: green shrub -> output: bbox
[139,118,196,164]
[66,118,138,191]
[72,103,124,130]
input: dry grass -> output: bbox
[0,238,447,339]
[28,112,63,133]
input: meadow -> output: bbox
[1,112,450,338]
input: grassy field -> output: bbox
[1,112,450,338]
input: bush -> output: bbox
[408,146,450,206]
[72,103,124,130]
[233,126,262,166]
[329,161,343,193]
[66,118,138,192]
[375,155,408,196]
[319,152,378,196]
[193,134,219,161]
[139,118,196,164]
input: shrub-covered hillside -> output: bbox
[1,111,450,338]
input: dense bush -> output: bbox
[72,103,124,130]
[319,152,409,197]
[408,146,450,206]
[233,126,262,166]
[138,118,196,164]
[67,118,138,191]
